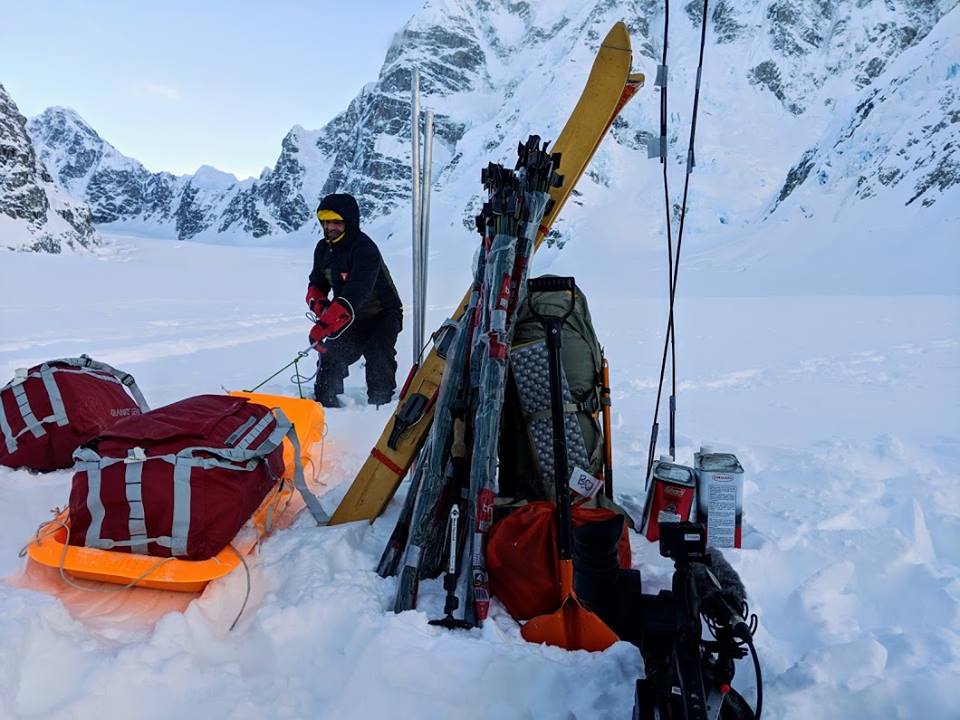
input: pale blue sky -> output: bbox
[1,0,424,179]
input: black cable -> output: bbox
[662,0,678,461]
[646,0,674,479]
[747,636,763,719]
[648,0,711,473]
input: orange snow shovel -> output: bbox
[520,277,618,652]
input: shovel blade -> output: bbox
[521,595,619,652]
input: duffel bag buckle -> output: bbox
[124,447,147,463]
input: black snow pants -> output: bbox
[314,310,402,406]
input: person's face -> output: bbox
[321,219,345,240]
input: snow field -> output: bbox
[0,234,957,718]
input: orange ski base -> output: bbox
[24,391,325,593]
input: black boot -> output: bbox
[367,390,394,407]
[573,515,625,620]
[314,389,342,408]
[572,514,644,643]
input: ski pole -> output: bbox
[428,502,471,630]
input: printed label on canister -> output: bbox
[695,450,744,549]
[641,459,697,542]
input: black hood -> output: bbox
[317,193,361,237]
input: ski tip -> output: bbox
[601,21,631,54]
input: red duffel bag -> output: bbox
[68,394,294,561]
[487,501,632,621]
[0,355,150,471]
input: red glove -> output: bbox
[309,298,353,348]
[306,285,328,311]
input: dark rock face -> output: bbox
[259,130,314,233]
[219,189,272,238]
[0,84,99,252]
[774,21,958,211]
[749,60,803,115]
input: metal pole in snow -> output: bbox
[419,109,434,353]
[411,69,422,366]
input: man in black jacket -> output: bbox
[306,193,403,408]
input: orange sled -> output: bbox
[23,392,325,593]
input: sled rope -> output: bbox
[246,350,312,395]
[227,543,252,632]
[19,518,174,593]
[22,517,254,633]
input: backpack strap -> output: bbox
[523,388,601,425]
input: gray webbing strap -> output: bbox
[50,355,150,411]
[234,413,274,450]
[180,416,288,466]
[39,366,69,427]
[89,535,173,550]
[224,415,258,447]
[74,449,106,548]
[0,400,15,454]
[124,454,149,555]
[277,410,328,525]
[171,459,192,557]
[526,402,582,425]
[11,383,44,439]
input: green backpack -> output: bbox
[499,279,605,502]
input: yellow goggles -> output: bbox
[317,209,344,222]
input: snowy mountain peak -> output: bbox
[191,165,239,189]
[28,105,142,197]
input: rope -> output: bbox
[226,543,252,632]
[23,516,253,633]
[290,355,318,398]
[245,350,311,394]
[20,518,174,594]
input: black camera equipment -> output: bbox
[632,522,763,720]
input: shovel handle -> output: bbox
[527,276,575,294]
[527,276,577,560]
